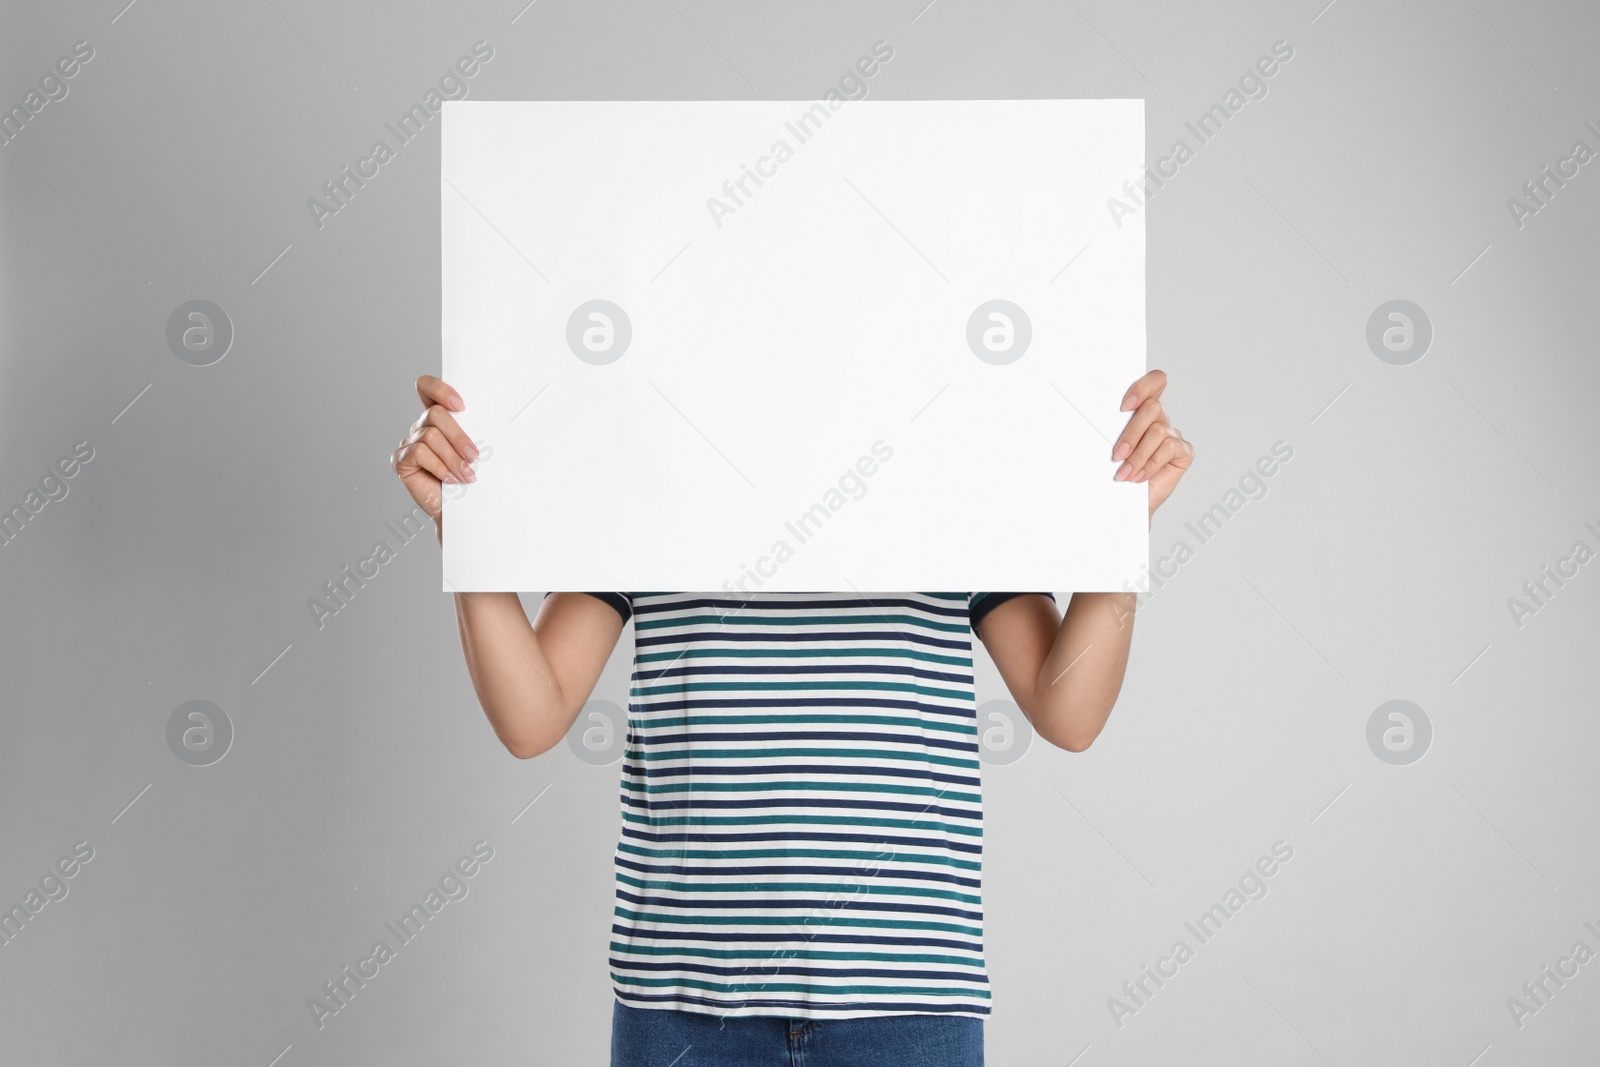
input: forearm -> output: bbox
[1021,514,1151,746]
[436,518,582,759]
[452,590,574,758]
[1024,592,1136,751]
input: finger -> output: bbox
[415,425,472,482]
[1133,430,1187,483]
[396,438,457,485]
[1112,396,1166,466]
[1120,422,1172,481]
[1119,369,1168,412]
[391,441,453,519]
[412,404,479,463]
[416,375,465,413]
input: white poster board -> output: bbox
[441,99,1146,593]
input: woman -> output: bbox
[392,370,1192,1066]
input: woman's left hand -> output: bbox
[1111,369,1193,517]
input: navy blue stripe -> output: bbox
[633,596,971,619]
[611,925,985,953]
[614,857,982,889]
[616,890,984,922]
[620,794,982,820]
[625,696,978,719]
[635,629,972,652]
[628,729,979,752]
[619,792,978,814]
[619,827,984,855]
[634,662,976,685]
[620,762,980,785]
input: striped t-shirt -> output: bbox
[582,591,1051,1020]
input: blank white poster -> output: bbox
[441,99,1146,593]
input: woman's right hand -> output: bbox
[390,375,479,525]
[395,376,623,760]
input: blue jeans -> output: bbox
[611,1000,984,1067]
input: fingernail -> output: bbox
[464,443,480,461]
[1121,394,1137,411]
[1115,462,1132,481]
[450,395,465,412]
[443,472,458,484]
[1113,442,1132,462]
[464,467,477,483]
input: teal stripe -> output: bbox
[621,812,981,836]
[615,906,982,938]
[620,780,979,803]
[636,647,973,668]
[617,872,982,905]
[617,843,982,871]
[629,746,978,770]
[630,712,973,735]
[610,942,983,967]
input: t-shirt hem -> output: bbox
[613,988,991,1021]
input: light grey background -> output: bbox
[1,1,1596,1065]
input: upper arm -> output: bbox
[533,592,629,713]
[974,593,1061,713]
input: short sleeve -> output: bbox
[543,592,632,623]
[969,592,1055,632]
